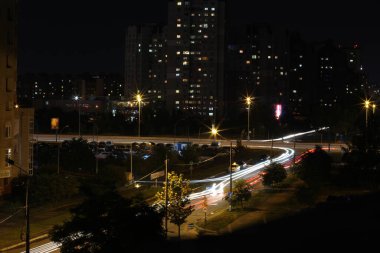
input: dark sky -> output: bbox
[19,0,379,84]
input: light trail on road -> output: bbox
[20,242,61,253]
[189,147,294,201]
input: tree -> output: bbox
[294,146,332,186]
[181,145,199,164]
[234,139,249,161]
[50,189,164,253]
[262,163,287,186]
[60,138,95,173]
[156,171,194,239]
[228,179,253,209]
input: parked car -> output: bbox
[95,152,111,159]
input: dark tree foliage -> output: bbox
[262,163,287,186]
[10,174,79,205]
[60,138,95,173]
[226,179,253,209]
[51,190,164,253]
[181,145,200,164]
[294,146,332,186]
[234,139,248,161]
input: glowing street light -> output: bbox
[364,99,371,128]
[73,96,81,137]
[245,96,253,141]
[372,103,376,114]
[211,124,218,141]
[136,93,143,137]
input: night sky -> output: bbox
[19,0,379,85]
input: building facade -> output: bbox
[0,0,34,195]
[166,0,225,118]
[124,24,167,106]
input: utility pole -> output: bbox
[6,159,30,253]
[293,135,296,165]
[270,132,274,162]
[130,144,133,182]
[25,177,30,253]
[164,157,169,238]
[229,141,233,211]
[189,161,193,180]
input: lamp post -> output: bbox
[229,141,233,211]
[245,96,253,141]
[130,143,133,183]
[372,103,376,114]
[57,125,69,175]
[211,124,218,141]
[136,93,142,137]
[365,99,370,128]
[164,157,169,239]
[6,158,30,253]
[210,125,236,211]
[74,96,81,137]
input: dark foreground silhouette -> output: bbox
[164,191,380,253]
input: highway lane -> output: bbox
[34,132,346,152]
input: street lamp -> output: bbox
[209,124,236,211]
[372,103,376,114]
[57,125,69,175]
[74,96,81,137]
[364,99,370,128]
[136,93,143,137]
[245,96,253,141]
[211,124,218,141]
[5,158,31,253]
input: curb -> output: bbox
[0,234,49,252]
[194,224,218,235]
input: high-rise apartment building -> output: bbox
[124,24,167,106]
[166,0,225,118]
[0,0,34,195]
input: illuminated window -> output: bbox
[246,60,251,64]
[177,2,182,6]
[183,61,188,66]
[239,50,244,54]
[5,149,12,167]
[177,35,181,39]
[5,124,11,138]
[177,24,182,27]
[176,90,180,94]
[176,101,180,104]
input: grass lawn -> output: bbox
[200,210,249,231]
[0,200,77,249]
[197,176,305,232]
